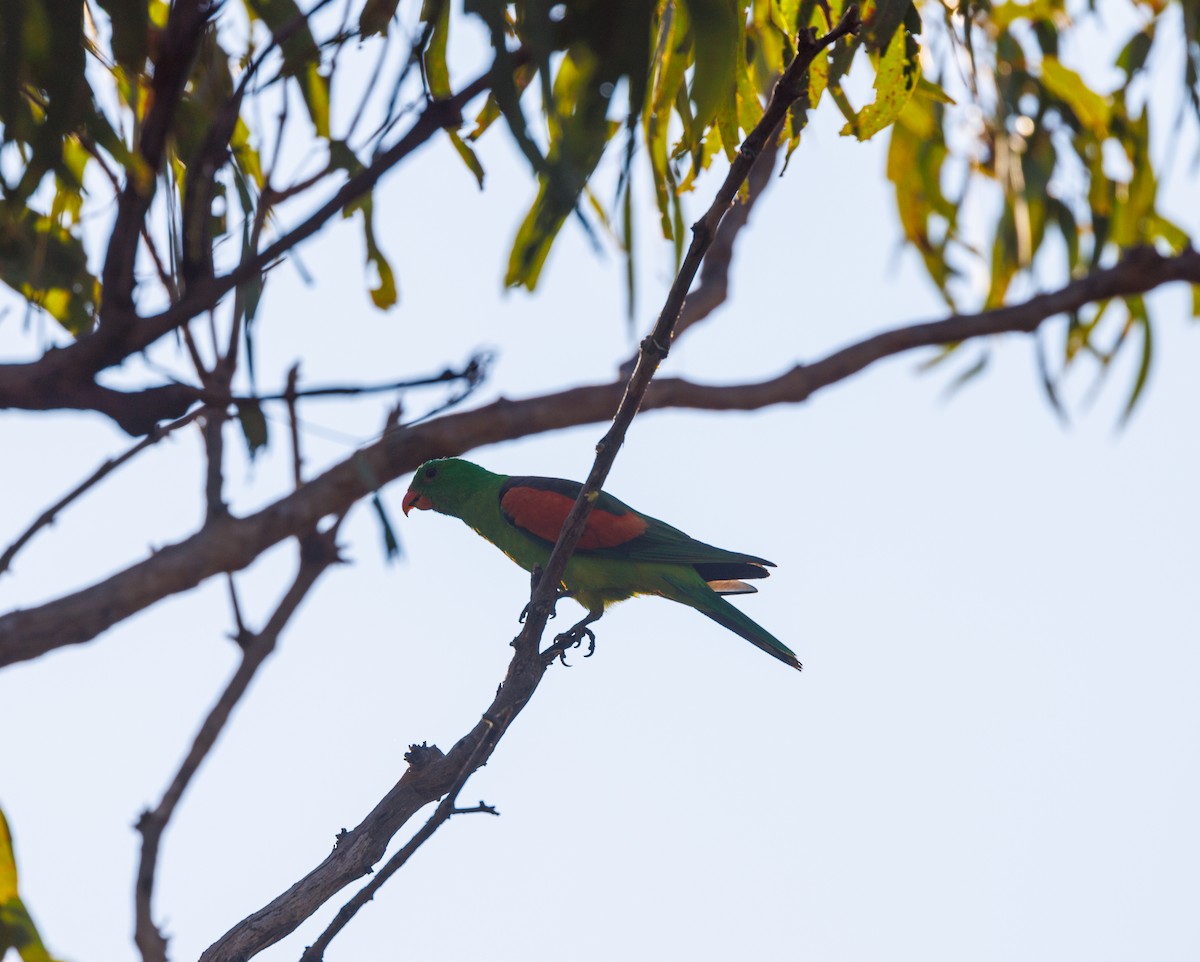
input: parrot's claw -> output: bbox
[541,618,600,667]
[549,624,597,665]
[519,588,571,624]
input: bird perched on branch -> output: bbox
[402,458,800,670]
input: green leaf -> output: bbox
[94,0,150,73]
[1,808,62,962]
[1116,26,1154,79]
[237,400,269,460]
[1119,295,1152,425]
[505,49,614,289]
[0,207,99,335]
[447,129,485,188]
[371,492,401,561]
[344,193,398,309]
[359,0,400,37]
[840,23,919,140]
[1034,330,1069,425]
[230,116,264,189]
[300,62,331,138]
[244,0,320,76]
[0,809,17,901]
[682,0,739,134]
[941,350,990,400]
[421,0,451,99]
[1041,56,1110,136]
[244,0,329,134]
[989,0,1064,30]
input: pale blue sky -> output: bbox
[2,4,1198,961]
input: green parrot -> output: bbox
[402,458,800,670]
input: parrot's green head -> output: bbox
[402,458,491,517]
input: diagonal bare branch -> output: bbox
[1,244,1196,670]
[199,16,866,961]
[134,525,343,962]
[0,409,202,578]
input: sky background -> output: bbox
[2,3,1199,961]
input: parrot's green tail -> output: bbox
[663,574,801,671]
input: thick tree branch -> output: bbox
[0,71,493,434]
[192,19,869,961]
[619,137,783,375]
[297,729,494,962]
[0,249,1195,669]
[101,0,216,325]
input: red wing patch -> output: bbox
[500,486,647,549]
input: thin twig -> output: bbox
[286,364,303,488]
[299,721,497,962]
[134,523,343,962]
[0,409,202,577]
[619,136,783,374]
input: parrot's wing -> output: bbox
[498,476,774,578]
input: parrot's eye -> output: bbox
[424,465,438,480]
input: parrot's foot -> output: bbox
[541,611,603,667]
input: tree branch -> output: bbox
[100,0,216,325]
[298,727,495,962]
[0,246,1195,668]
[513,7,863,661]
[0,70,494,434]
[134,526,342,962]
[0,409,202,578]
[619,136,783,375]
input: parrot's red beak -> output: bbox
[402,488,433,516]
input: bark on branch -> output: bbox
[0,72,493,435]
[4,229,1191,673]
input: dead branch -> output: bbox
[199,14,865,961]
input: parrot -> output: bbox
[402,458,800,670]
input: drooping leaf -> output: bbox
[94,0,150,73]
[359,0,401,38]
[1041,56,1111,136]
[447,130,485,188]
[237,400,269,460]
[421,0,451,99]
[0,206,98,334]
[1116,25,1155,79]
[344,193,399,309]
[839,18,919,140]
[1119,295,1152,425]
[682,0,739,135]
[371,492,401,561]
[941,350,990,400]
[0,808,62,962]
[243,0,330,135]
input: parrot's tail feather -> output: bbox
[693,561,773,582]
[707,579,757,595]
[663,575,801,671]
